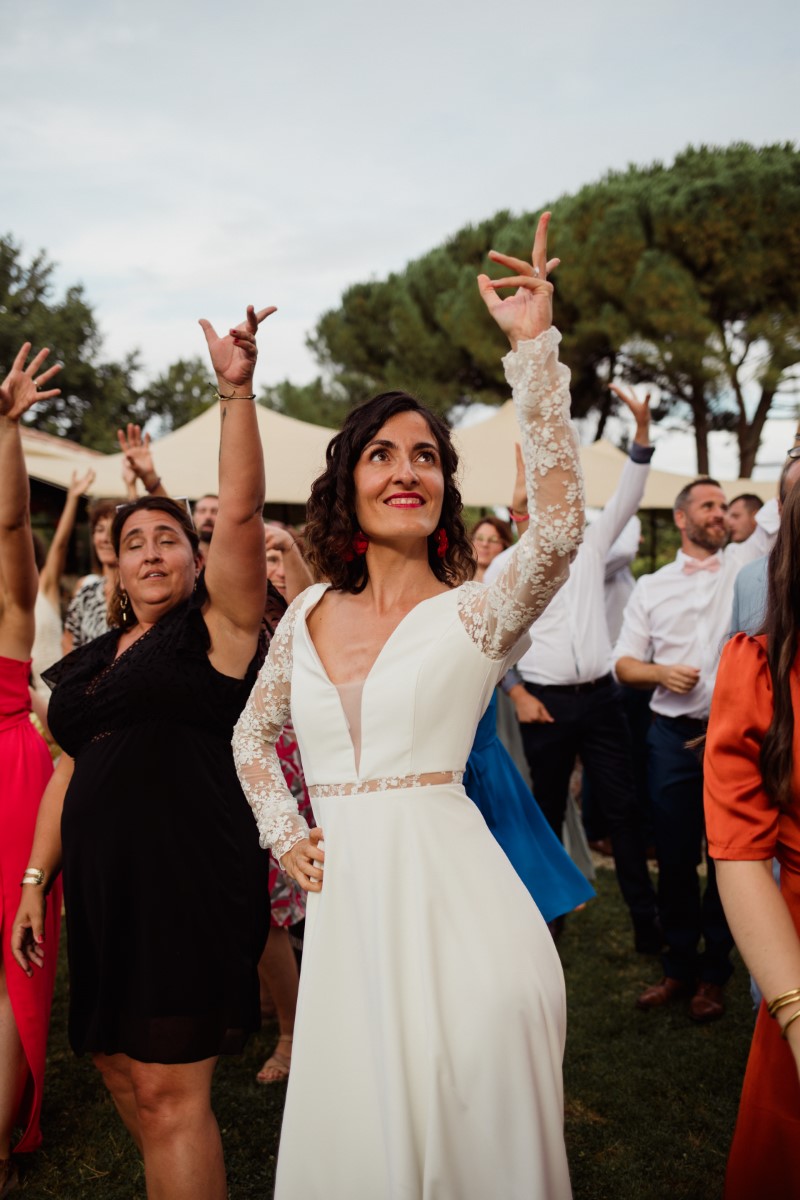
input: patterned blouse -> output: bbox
[64,575,110,649]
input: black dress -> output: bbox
[45,592,270,1064]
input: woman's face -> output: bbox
[352,411,444,547]
[472,522,505,570]
[92,515,117,567]
[117,509,197,621]
[266,547,286,596]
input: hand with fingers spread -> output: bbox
[117,423,162,495]
[609,381,651,446]
[198,304,277,396]
[281,827,325,893]
[477,212,561,351]
[0,343,62,422]
[67,467,96,500]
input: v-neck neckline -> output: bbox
[302,583,452,693]
[301,584,453,779]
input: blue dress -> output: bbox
[464,692,595,923]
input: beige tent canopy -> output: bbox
[453,401,778,508]
[22,400,778,509]
[22,406,334,505]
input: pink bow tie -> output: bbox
[682,557,721,575]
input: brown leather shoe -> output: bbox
[636,976,689,1010]
[689,982,725,1023]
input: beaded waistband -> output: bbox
[308,770,464,799]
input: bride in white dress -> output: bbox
[233,213,584,1199]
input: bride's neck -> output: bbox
[360,544,444,614]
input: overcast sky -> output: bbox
[2,0,798,470]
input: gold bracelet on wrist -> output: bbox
[781,1008,800,1040]
[767,988,800,1018]
[21,868,46,888]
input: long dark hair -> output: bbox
[760,483,800,808]
[304,390,475,593]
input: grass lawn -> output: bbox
[15,867,752,1198]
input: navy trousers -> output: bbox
[646,714,734,985]
[519,679,657,930]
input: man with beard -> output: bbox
[614,478,778,1021]
[193,493,219,536]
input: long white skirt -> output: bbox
[274,784,572,1199]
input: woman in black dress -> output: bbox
[12,305,273,1200]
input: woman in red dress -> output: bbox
[0,345,63,1195]
[704,480,800,1199]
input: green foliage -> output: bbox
[258,376,352,427]
[141,357,217,432]
[0,240,222,451]
[0,235,143,451]
[292,144,800,473]
[551,142,800,474]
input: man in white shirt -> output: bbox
[615,478,778,1020]
[486,388,661,953]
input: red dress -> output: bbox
[704,634,800,1199]
[0,656,61,1152]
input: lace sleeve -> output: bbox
[458,326,585,659]
[232,594,310,863]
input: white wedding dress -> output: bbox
[233,327,584,1199]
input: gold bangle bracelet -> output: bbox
[21,868,46,887]
[781,1008,800,1040]
[767,988,800,1018]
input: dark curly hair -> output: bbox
[304,391,476,593]
[111,495,200,558]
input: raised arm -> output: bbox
[265,523,314,604]
[459,214,585,659]
[585,384,652,556]
[0,344,62,659]
[117,425,167,499]
[38,468,96,607]
[232,595,324,891]
[199,305,273,655]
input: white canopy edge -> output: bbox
[22,400,778,509]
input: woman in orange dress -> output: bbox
[704,480,800,1199]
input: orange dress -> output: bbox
[704,634,800,1199]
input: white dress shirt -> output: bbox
[485,451,652,686]
[604,516,641,645]
[612,499,779,719]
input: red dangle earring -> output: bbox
[435,528,448,559]
[352,531,369,556]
